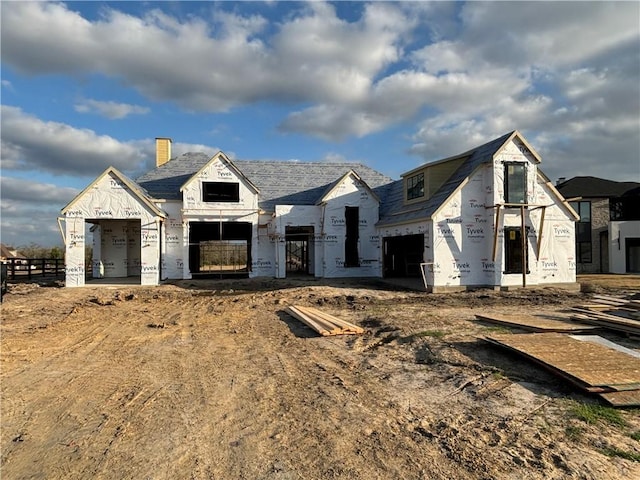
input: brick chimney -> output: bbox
[155,137,172,167]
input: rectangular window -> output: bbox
[345,206,360,267]
[504,227,529,274]
[202,182,239,203]
[504,163,527,205]
[407,173,424,201]
[570,201,592,263]
[610,196,640,221]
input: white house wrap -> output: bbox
[62,131,579,290]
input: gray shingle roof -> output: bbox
[377,131,515,227]
[136,153,394,210]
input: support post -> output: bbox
[492,205,502,262]
[521,205,526,288]
[537,206,547,257]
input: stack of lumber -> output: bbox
[485,333,640,407]
[571,294,640,336]
[285,305,364,336]
[475,312,599,333]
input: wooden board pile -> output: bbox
[571,294,640,336]
[485,333,640,407]
[285,305,364,336]
[475,312,598,333]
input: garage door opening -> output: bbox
[188,221,251,278]
[86,219,142,285]
[383,234,424,277]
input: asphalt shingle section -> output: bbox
[556,176,640,199]
[377,131,514,227]
[136,153,394,209]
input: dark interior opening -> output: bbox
[188,221,251,278]
[345,206,360,267]
[383,234,424,277]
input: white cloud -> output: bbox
[0,106,222,178]
[0,1,410,112]
[0,176,80,204]
[74,99,150,119]
[0,178,77,248]
[0,105,147,176]
[0,1,638,183]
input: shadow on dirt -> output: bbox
[276,310,320,339]
[451,339,580,399]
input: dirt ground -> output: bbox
[2,275,640,479]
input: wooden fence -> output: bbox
[1,258,65,280]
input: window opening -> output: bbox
[202,182,240,203]
[504,163,527,205]
[407,173,425,201]
[570,201,592,263]
[345,206,360,267]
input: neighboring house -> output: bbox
[0,244,27,264]
[61,131,579,290]
[556,177,640,274]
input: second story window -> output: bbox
[407,173,424,201]
[202,182,239,203]
[504,162,527,205]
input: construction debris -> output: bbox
[485,333,640,407]
[284,305,364,336]
[571,294,640,336]
[475,312,598,333]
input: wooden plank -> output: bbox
[492,204,501,262]
[571,308,640,326]
[285,306,332,336]
[475,313,598,333]
[289,306,341,335]
[537,205,546,257]
[485,333,640,388]
[297,306,364,334]
[521,205,526,288]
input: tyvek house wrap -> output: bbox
[159,201,184,280]
[273,205,322,278]
[63,171,163,287]
[320,175,381,278]
[428,138,576,288]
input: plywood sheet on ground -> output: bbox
[475,313,598,333]
[599,389,640,407]
[485,333,640,388]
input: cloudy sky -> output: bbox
[1,1,639,248]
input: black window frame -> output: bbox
[504,162,527,205]
[570,200,592,263]
[406,173,425,201]
[202,182,240,203]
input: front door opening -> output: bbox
[504,227,529,274]
[285,226,314,274]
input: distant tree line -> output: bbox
[9,243,65,259]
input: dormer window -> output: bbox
[407,173,424,201]
[202,182,239,202]
[504,162,526,205]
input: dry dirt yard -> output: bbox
[2,275,640,480]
